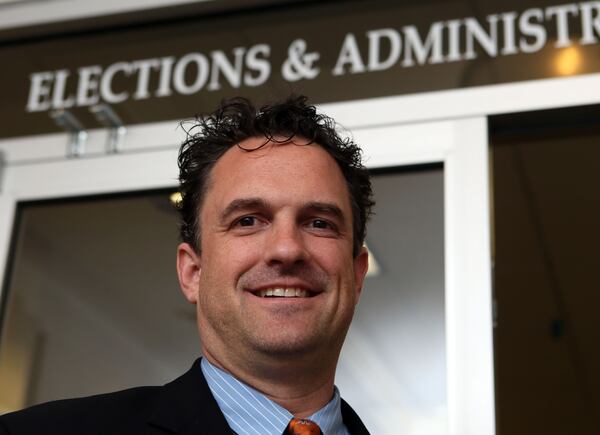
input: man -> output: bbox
[0,96,374,435]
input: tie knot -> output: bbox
[287,417,322,435]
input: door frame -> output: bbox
[0,112,494,435]
[4,72,600,433]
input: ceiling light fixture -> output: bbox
[365,243,380,277]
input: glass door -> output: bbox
[0,114,494,435]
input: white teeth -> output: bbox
[255,288,310,298]
[296,289,308,297]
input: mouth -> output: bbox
[251,287,317,298]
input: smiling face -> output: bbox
[177,137,368,370]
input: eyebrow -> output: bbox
[219,198,345,222]
[220,198,270,222]
[303,201,345,221]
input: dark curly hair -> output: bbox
[177,95,374,257]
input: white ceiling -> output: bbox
[0,0,215,31]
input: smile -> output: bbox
[253,288,313,298]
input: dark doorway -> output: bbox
[490,104,600,435]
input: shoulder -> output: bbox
[0,386,159,435]
[0,359,228,435]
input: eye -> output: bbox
[236,216,257,227]
[311,219,332,229]
[305,218,339,237]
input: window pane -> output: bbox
[0,168,445,435]
[338,167,446,435]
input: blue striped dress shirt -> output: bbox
[201,358,350,435]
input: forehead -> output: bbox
[204,137,351,212]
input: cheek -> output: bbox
[204,238,262,281]
[311,243,353,278]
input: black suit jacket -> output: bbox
[0,359,370,435]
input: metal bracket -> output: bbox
[90,104,126,154]
[50,109,88,158]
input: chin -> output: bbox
[252,332,329,359]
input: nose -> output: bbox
[263,218,307,267]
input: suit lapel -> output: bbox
[341,398,370,435]
[146,358,232,435]
[145,358,369,435]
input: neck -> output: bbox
[203,348,338,417]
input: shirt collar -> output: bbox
[201,358,348,435]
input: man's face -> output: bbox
[178,137,368,364]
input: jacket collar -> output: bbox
[146,358,232,435]
[145,358,370,435]
[341,398,370,435]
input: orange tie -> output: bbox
[287,418,322,435]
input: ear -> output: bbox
[177,242,202,304]
[352,246,369,305]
